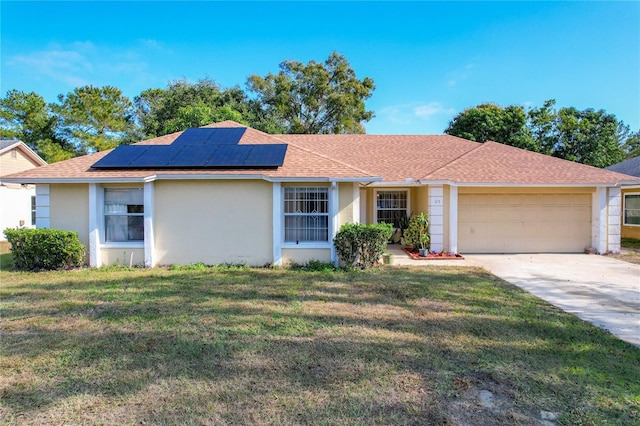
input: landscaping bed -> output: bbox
[402,247,465,260]
[1,266,638,425]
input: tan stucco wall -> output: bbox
[413,186,429,216]
[622,188,640,240]
[0,148,40,176]
[282,248,331,264]
[101,248,145,267]
[338,182,357,226]
[49,183,89,260]
[360,187,373,224]
[154,180,272,266]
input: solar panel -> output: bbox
[167,146,216,167]
[244,145,288,167]
[208,145,250,166]
[92,127,287,169]
[129,146,181,167]
[172,127,246,146]
[92,145,149,168]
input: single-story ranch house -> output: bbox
[3,121,639,267]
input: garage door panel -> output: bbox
[460,238,484,253]
[572,194,590,206]
[502,207,523,222]
[574,207,591,221]
[459,193,591,253]
[459,208,479,223]
[506,195,523,205]
[554,207,575,223]
[548,222,572,238]
[487,222,508,237]
[460,225,488,238]
[488,195,506,205]
[485,238,506,252]
[503,223,524,238]
[521,208,540,222]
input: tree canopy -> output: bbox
[444,103,537,151]
[247,52,375,134]
[446,100,634,168]
[53,85,137,153]
[0,90,76,162]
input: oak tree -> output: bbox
[247,52,375,134]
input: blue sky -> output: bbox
[1,1,639,134]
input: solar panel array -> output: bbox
[92,127,288,169]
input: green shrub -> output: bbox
[403,213,430,251]
[3,228,85,271]
[333,223,393,269]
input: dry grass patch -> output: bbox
[1,265,638,425]
[606,238,640,264]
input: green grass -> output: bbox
[0,252,13,270]
[622,237,640,249]
[1,266,638,425]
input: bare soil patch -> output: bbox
[605,238,640,264]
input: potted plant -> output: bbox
[418,232,430,257]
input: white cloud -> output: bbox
[446,63,475,87]
[6,40,164,97]
[371,101,458,134]
[380,101,456,124]
[9,47,92,87]
[414,102,456,118]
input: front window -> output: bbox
[376,190,408,227]
[284,187,329,243]
[624,193,640,226]
[31,196,36,226]
[104,188,144,242]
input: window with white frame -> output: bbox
[376,190,408,227]
[31,196,36,226]
[624,193,640,226]
[104,188,144,242]
[284,187,329,243]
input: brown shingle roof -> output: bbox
[3,121,638,186]
[422,141,636,185]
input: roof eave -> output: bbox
[1,174,383,185]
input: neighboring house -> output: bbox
[606,156,640,240]
[0,140,47,241]
[3,121,638,267]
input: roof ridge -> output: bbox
[418,138,482,181]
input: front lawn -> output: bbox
[1,266,638,425]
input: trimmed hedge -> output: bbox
[3,228,85,271]
[333,223,393,269]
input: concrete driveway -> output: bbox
[465,254,640,347]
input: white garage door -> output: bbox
[458,193,592,253]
